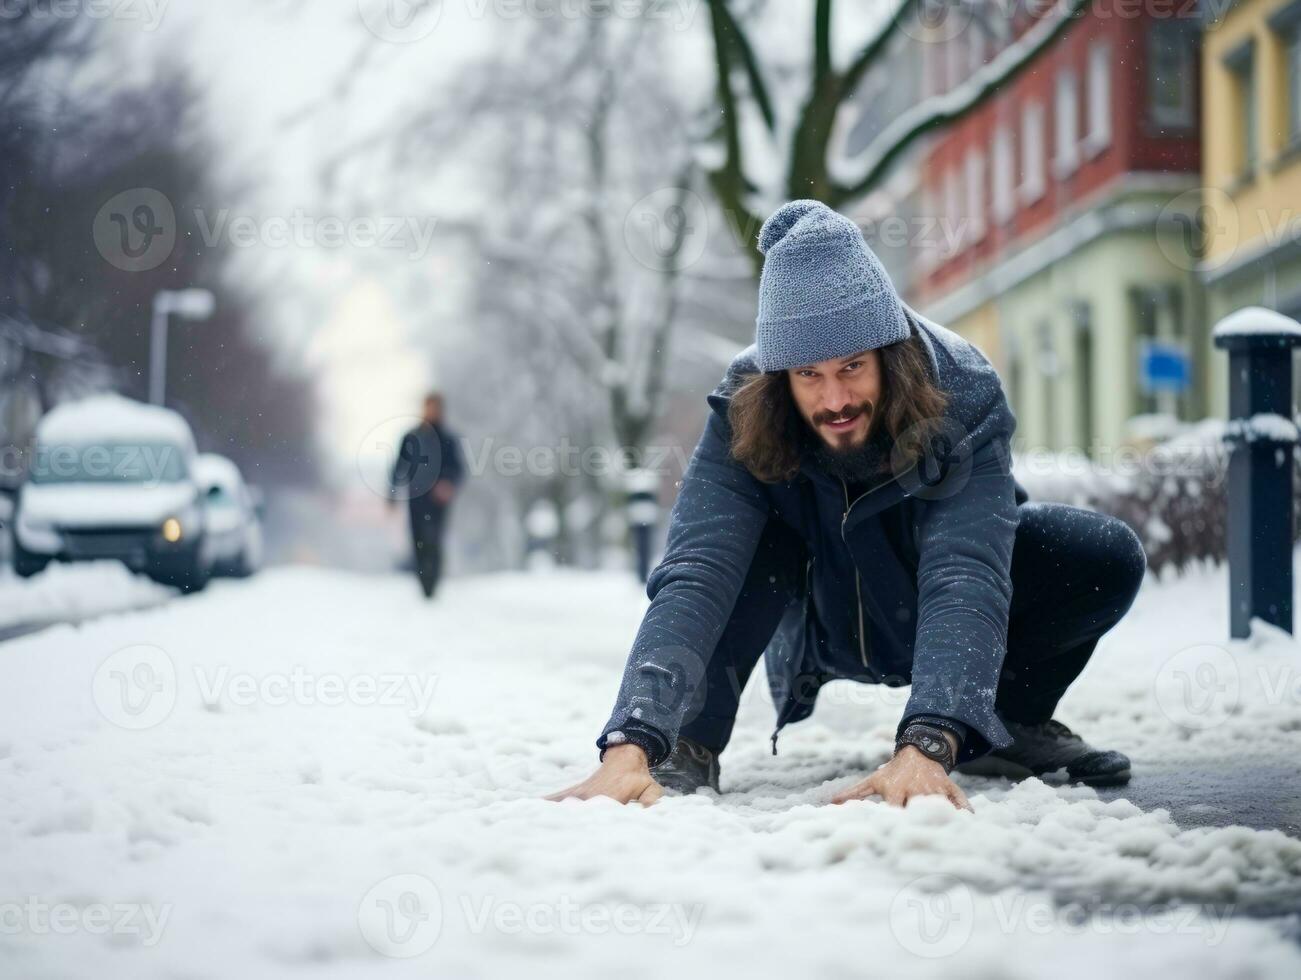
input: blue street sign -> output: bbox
[1139,340,1191,393]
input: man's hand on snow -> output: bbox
[830,743,971,811]
[544,744,665,806]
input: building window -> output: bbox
[946,36,964,98]
[1054,70,1080,176]
[1289,30,1301,143]
[1070,301,1094,456]
[1224,41,1258,176]
[917,181,938,272]
[1270,0,1301,145]
[964,149,986,243]
[968,22,985,75]
[992,125,1015,224]
[1147,21,1197,131]
[1019,101,1045,204]
[942,166,961,258]
[1085,42,1111,157]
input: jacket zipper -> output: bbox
[771,472,896,757]
[841,478,872,671]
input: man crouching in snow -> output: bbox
[548,200,1146,809]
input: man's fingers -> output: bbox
[636,781,664,806]
[543,784,583,802]
[948,784,973,812]
[833,774,888,805]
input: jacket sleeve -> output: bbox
[389,432,414,500]
[903,433,1019,762]
[597,409,771,763]
[442,431,466,487]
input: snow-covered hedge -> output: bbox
[1013,419,1301,579]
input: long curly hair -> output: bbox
[727,332,949,484]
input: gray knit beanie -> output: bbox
[754,200,910,373]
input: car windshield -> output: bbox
[206,484,239,508]
[29,441,189,485]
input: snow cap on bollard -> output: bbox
[754,200,910,373]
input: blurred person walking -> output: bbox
[389,393,464,598]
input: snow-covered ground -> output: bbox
[1,560,1300,978]
[0,562,173,635]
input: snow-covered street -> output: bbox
[1,562,1300,978]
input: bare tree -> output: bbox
[701,0,1091,269]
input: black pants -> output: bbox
[408,504,448,598]
[679,502,1148,752]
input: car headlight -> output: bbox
[160,504,201,543]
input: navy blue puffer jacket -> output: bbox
[599,307,1028,765]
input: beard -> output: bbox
[806,421,893,485]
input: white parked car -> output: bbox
[11,395,214,591]
[194,453,263,578]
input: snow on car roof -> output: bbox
[36,394,196,451]
[195,452,244,491]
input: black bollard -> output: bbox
[624,468,659,583]
[1213,307,1301,638]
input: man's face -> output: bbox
[422,397,442,425]
[786,349,883,452]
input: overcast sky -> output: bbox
[82,0,894,480]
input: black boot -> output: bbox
[650,736,721,794]
[956,719,1131,787]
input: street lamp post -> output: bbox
[149,288,216,406]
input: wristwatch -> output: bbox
[599,727,666,767]
[895,723,957,773]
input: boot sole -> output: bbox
[956,757,1131,788]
